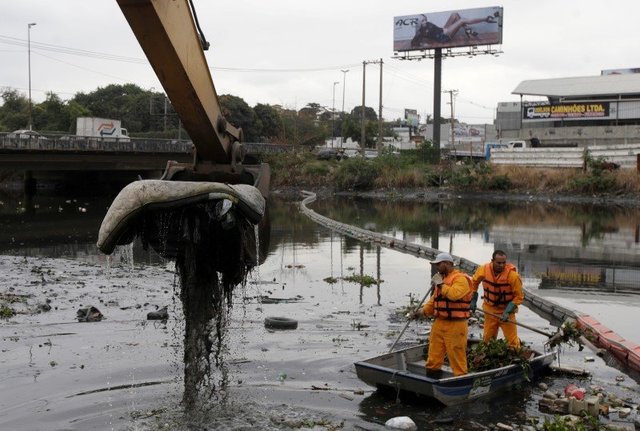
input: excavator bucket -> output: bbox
[97,0,271,274]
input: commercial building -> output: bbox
[496,73,640,146]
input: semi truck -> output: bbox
[76,117,130,141]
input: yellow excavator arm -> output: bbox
[97,0,270,266]
[117,0,239,164]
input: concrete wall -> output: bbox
[490,143,640,169]
[499,124,640,147]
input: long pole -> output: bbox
[27,22,36,131]
[340,69,349,114]
[340,69,349,149]
[389,284,434,353]
[475,309,555,338]
[332,81,339,148]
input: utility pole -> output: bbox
[377,58,383,153]
[332,81,339,148]
[361,59,383,156]
[163,95,168,132]
[361,61,366,156]
[27,22,36,131]
[444,89,458,150]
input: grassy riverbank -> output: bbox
[263,149,640,197]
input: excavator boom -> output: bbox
[117,0,239,164]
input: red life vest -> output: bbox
[433,270,473,320]
[481,263,517,306]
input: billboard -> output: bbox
[404,109,419,127]
[394,6,503,51]
[523,101,611,121]
[601,68,640,75]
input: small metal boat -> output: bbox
[355,341,557,406]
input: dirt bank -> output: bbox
[272,185,640,208]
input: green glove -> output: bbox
[470,292,478,313]
[501,302,516,321]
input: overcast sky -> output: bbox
[0,0,635,125]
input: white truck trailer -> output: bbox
[76,117,130,141]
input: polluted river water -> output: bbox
[0,192,639,430]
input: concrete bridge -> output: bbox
[0,135,193,171]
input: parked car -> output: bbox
[316,148,347,161]
[7,129,48,141]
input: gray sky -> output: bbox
[0,0,635,125]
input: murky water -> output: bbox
[0,191,639,430]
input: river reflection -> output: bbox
[1,191,639,429]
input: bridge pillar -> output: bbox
[24,170,37,196]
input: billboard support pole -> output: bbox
[433,48,442,157]
[378,58,383,153]
[361,61,366,156]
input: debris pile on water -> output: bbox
[467,339,534,373]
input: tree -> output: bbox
[219,94,259,142]
[34,92,71,132]
[253,103,281,141]
[341,113,378,148]
[70,83,151,133]
[350,105,377,121]
[0,88,29,131]
[299,102,323,120]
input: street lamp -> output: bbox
[340,69,349,149]
[27,22,36,131]
[332,81,339,148]
[340,69,349,114]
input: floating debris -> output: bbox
[467,339,533,373]
[342,274,381,287]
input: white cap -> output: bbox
[431,252,454,264]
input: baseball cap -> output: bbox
[431,252,454,264]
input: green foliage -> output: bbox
[411,141,442,164]
[350,105,378,121]
[342,274,381,287]
[0,88,29,131]
[484,174,512,190]
[332,158,381,190]
[323,276,339,284]
[0,305,15,319]
[541,414,604,431]
[467,339,531,376]
[303,162,331,177]
[253,103,281,140]
[340,112,380,148]
[568,149,617,193]
[72,83,154,133]
[219,94,259,142]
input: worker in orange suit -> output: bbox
[471,250,524,349]
[411,252,473,377]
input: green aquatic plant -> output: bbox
[0,305,15,319]
[341,274,381,287]
[467,339,532,379]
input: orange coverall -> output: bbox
[472,263,524,349]
[422,270,472,376]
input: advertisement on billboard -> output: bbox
[394,6,503,51]
[523,101,611,121]
[601,68,640,75]
[404,109,419,127]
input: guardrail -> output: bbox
[0,136,193,153]
[490,143,640,169]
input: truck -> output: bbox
[76,117,130,141]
